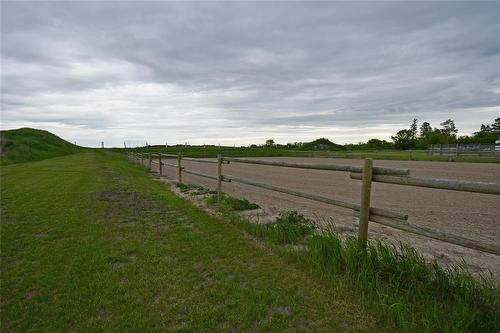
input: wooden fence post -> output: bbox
[148,152,152,172]
[177,152,182,183]
[159,153,162,176]
[140,153,143,166]
[217,154,222,203]
[358,158,373,246]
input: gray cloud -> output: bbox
[1,1,499,147]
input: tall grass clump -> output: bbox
[176,183,213,196]
[308,230,499,332]
[207,193,260,211]
[208,195,316,245]
[250,211,317,244]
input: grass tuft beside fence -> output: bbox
[207,193,500,332]
[244,211,317,245]
[207,193,260,211]
[306,231,499,332]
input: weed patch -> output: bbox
[208,193,260,211]
[245,211,317,244]
[176,183,214,196]
[176,183,191,192]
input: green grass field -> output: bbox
[2,151,498,332]
[1,151,377,332]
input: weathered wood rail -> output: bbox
[222,157,410,175]
[129,152,500,256]
[349,173,500,195]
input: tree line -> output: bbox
[391,117,500,149]
[259,117,499,151]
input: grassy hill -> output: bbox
[301,137,344,150]
[0,128,81,165]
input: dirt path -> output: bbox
[149,156,500,277]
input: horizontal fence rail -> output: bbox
[222,157,410,176]
[223,174,408,221]
[349,173,500,195]
[129,152,500,256]
[162,162,180,168]
[183,169,221,181]
[182,157,218,164]
[157,153,178,158]
[352,211,500,255]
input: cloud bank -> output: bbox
[1,1,499,147]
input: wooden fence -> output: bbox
[129,152,500,256]
[428,144,500,156]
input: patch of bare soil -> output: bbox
[146,156,500,277]
[97,189,187,228]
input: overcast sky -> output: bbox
[1,1,499,147]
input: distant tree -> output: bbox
[410,118,418,138]
[366,138,393,149]
[457,135,475,144]
[425,128,457,144]
[492,118,500,132]
[391,129,415,149]
[440,119,458,135]
[479,124,492,133]
[419,122,432,137]
[265,139,275,147]
[473,118,500,143]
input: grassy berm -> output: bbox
[0,128,81,165]
[1,151,375,332]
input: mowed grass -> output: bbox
[0,151,376,332]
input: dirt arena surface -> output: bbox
[149,156,500,277]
